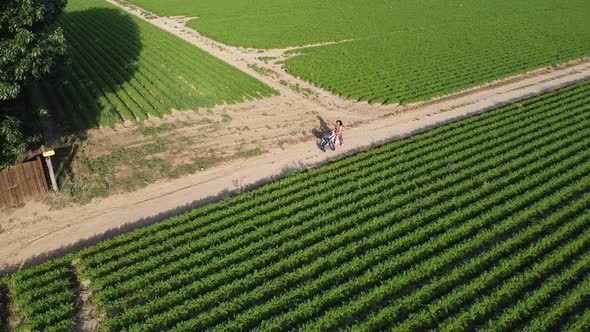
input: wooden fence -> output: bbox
[0,157,48,209]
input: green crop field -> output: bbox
[31,0,277,129]
[3,80,590,330]
[127,0,590,103]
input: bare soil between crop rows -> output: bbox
[1,0,589,273]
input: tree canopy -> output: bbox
[1,0,68,100]
[0,0,67,168]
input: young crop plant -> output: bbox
[2,80,590,330]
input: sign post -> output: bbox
[41,147,58,192]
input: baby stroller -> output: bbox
[318,131,335,151]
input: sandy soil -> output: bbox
[1,0,589,272]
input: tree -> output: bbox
[0,0,67,168]
[0,115,27,169]
[1,0,68,100]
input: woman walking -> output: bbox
[333,120,344,146]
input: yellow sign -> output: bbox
[42,150,55,157]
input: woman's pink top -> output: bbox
[335,125,344,139]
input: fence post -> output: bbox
[41,146,59,192]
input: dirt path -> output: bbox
[1,0,590,272]
[105,0,405,115]
[2,61,589,272]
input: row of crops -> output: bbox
[285,9,590,104]
[32,0,277,129]
[1,259,78,331]
[286,26,590,104]
[126,0,590,104]
[3,80,590,330]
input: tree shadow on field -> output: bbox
[29,8,142,185]
[0,281,8,331]
[37,8,142,136]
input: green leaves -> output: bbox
[0,0,67,100]
[0,115,26,168]
[8,258,77,331]
[0,0,66,167]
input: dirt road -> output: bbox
[2,60,589,272]
[1,0,590,272]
